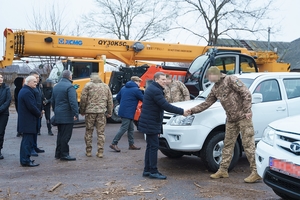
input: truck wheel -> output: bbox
[200,131,240,172]
[160,149,184,158]
[107,100,122,123]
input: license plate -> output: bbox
[269,157,300,179]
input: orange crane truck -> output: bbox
[0,28,290,123]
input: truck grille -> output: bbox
[276,132,300,156]
[264,168,300,199]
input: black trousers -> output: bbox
[55,123,74,158]
[20,133,34,164]
[44,104,51,120]
[144,134,159,174]
[0,114,9,150]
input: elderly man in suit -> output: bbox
[18,75,42,167]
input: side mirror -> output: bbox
[252,93,263,104]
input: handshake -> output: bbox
[183,109,192,117]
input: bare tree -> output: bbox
[174,0,275,45]
[27,3,68,34]
[83,0,178,40]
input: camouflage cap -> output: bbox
[207,66,221,75]
[131,76,142,82]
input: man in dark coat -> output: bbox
[0,73,11,159]
[18,76,41,167]
[14,77,24,137]
[138,72,190,179]
[29,71,45,156]
[110,76,144,152]
[52,70,79,161]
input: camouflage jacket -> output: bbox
[164,80,190,103]
[191,75,252,122]
[79,79,113,115]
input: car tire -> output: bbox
[200,131,240,173]
[107,100,122,123]
[160,149,184,159]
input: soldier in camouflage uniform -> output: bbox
[79,73,113,158]
[164,74,190,103]
[190,66,261,183]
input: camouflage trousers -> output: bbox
[220,118,256,172]
[85,113,106,154]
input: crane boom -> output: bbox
[1,29,211,68]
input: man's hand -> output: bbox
[74,116,78,121]
[106,114,112,118]
[183,109,191,117]
[245,112,252,119]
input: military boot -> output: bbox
[210,169,229,179]
[86,152,92,157]
[244,171,262,183]
[96,151,103,158]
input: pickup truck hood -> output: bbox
[269,115,300,135]
[166,99,221,111]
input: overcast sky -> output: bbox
[0,0,299,57]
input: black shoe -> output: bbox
[21,160,39,167]
[35,148,45,153]
[37,132,41,135]
[143,171,151,177]
[31,150,38,157]
[48,131,54,136]
[149,172,167,179]
[60,155,76,161]
[0,153,3,160]
[16,132,23,137]
[55,156,60,159]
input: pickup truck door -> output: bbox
[282,78,300,117]
[251,79,288,141]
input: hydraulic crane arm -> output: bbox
[1,29,211,68]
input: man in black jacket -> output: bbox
[0,74,11,159]
[138,72,190,179]
[52,70,79,161]
[42,78,54,136]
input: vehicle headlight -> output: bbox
[261,126,276,146]
[169,115,195,126]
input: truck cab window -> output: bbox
[71,62,92,79]
[240,56,256,73]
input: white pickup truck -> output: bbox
[256,115,300,200]
[159,72,300,172]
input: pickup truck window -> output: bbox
[283,78,300,99]
[254,79,281,102]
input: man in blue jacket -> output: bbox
[138,72,190,179]
[110,76,144,152]
[18,76,42,167]
[52,70,79,161]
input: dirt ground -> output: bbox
[0,107,281,200]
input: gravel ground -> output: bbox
[0,107,281,200]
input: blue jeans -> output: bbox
[112,118,134,145]
[20,133,34,164]
[144,134,159,174]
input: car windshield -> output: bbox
[196,78,254,99]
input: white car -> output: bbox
[159,72,300,172]
[256,115,300,200]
